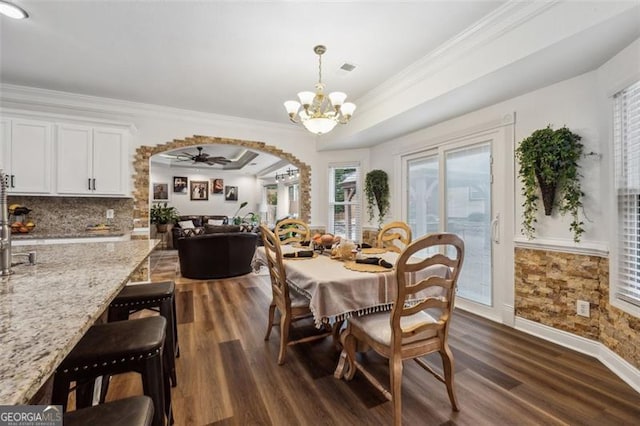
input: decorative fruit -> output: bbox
[11,221,22,228]
[321,234,334,244]
[25,222,35,229]
[19,226,29,233]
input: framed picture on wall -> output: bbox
[225,185,238,201]
[211,178,224,194]
[190,180,209,201]
[152,183,169,200]
[173,176,188,193]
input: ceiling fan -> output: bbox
[174,146,232,166]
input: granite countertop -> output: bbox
[11,230,127,240]
[0,239,159,405]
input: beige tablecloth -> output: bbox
[254,247,449,327]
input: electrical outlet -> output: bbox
[106,209,114,219]
[577,300,590,317]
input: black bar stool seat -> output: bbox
[64,396,154,426]
[109,281,179,386]
[52,316,168,426]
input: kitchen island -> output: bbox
[0,239,158,404]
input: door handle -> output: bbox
[10,175,15,188]
[92,178,96,191]
[88,178,92,190]
[491,213,500,244]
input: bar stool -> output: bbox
[109,281,179,386]
[63,396,154,426]
[52,316,169,426]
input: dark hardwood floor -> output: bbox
[107,249,640,425]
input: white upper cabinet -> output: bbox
[3,119,53,194]
[92,128,127,195]
[57,124,128,196]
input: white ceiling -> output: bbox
[1,0,639,156]
[1,0,504,123]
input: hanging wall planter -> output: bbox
[516,125,585,242]
[365,169,390,229]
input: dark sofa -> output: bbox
[176,232,258,279]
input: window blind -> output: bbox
[614,80,640,307]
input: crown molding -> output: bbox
[0,106,138,133]
[354,0,559,114]
[0,83,308,135]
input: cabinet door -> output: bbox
[92,128,127,195]
[10,120,52,193]
[57,124,93,194]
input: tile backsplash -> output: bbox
[7,196,134,236]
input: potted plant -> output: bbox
[231,201,249,225]
[150,202,179,232]
[516,125,584,242]
[365,170,390,228]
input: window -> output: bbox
[613,80,640,313]
[328,164,361,241]
[288,183,299,218]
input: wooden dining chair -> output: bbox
[376,221,412,253]
[259,225,331,365]
[274,218,311,245]
[335,233,464,426]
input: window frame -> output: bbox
[328,162,362,242]
[610,79,640,318]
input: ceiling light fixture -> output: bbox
[0,1,28,19]
[284,45,356,135]
[275,168,299,183]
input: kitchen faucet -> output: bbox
[0,170,36,276]
[1,169,12,276]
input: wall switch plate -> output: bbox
[577,300,590,317]
[106,209,114,219]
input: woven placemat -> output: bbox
[283,252,318,260]
[361,247,387,255]
[343,261,393,273]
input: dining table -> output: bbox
[253,245,450,328]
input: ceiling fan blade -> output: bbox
[210,157,231,163]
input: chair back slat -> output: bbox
[407,275,452,296]
[403,297,449,317]
[401,320,445,339]
[376,221,412,253]
[275,219,311,245]
[401,253,457,273]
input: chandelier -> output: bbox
[284,45,356,135]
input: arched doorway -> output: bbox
[132,135,311,235]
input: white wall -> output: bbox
[150,163,260,218]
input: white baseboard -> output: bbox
[515,317,640,394]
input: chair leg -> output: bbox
[141,355,166,426]
[440,345,459,411]
[160,299,178,387]
[277,310,290,365]
[172,295,180,358]
[75,378,95,409]
[264,302,276,341]
[342,328,358,381]
[389,355,403,426]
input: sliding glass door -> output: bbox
[405,142,493,307]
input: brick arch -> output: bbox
[132,135,311,233]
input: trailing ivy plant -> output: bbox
[515,125,585,242]
[365,169,390,228]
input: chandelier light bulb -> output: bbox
[0,1,28,19]
[284,45,356,135]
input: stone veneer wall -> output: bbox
[7,196,133,235]
[515,247,639,369]
[132,135,311,234]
